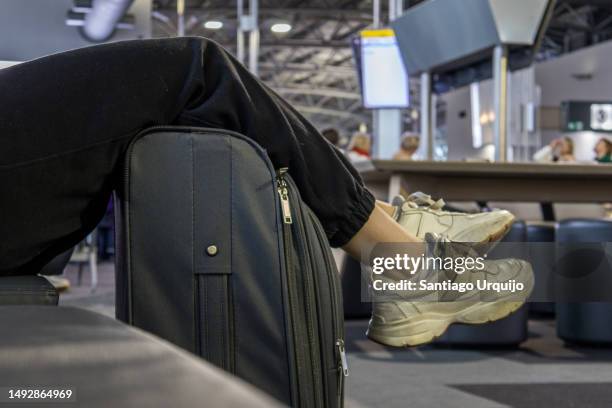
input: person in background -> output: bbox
[594,137,612,163]
[533,136,575,163]
[393,132,420,160]
[321,128,341,148]
[593,138,612,218]
[346,131,371,162]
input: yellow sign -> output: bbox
[360,29,395,38]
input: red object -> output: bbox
[351,147,370,158]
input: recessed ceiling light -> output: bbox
[204,20,223,30]
[271,23,292,33]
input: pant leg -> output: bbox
[0,37,374,275]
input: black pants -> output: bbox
[0,37,374,275]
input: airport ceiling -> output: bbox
[151,0,612,132]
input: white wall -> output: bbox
[535,40,612,161]
[535,40,612,106]
[441,40,612,162]
[441,86,489,161]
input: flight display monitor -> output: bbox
[358,29,409,109]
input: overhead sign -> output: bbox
[591,104,612,131]
[359,29,410,109]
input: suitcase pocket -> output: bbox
[279,170,347,407]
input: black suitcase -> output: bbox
[114,127,347,407]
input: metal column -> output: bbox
[373,0,381,27]
[248,0,259,75]
[371,0,405,159]
[237,0,259,75]
[493,44,508,162]
[237,0,245,62]
[177,0,185,36]
[420,71,433,160]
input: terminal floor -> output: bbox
[61,262,612,408]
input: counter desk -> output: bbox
[354,160,612,203]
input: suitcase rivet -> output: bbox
[206,245,218,256]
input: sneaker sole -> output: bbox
[366,300,524,347]
[455,213,515,248]
[484,217,513,243]
[366,261,534,348]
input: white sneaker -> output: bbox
[366,233,534,347]
[392,193,515,244]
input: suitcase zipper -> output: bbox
[277,168,318,407]
[278,169,325,407]
[283,173,348,407]
[277,168,293,224]
[337,339,349,376]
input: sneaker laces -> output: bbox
[391,192,446,221]
[405,192,445,210]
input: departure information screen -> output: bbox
[360,29,409,109]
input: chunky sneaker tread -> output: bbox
[366,301,525,347]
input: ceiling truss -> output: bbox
[152,0,612,134]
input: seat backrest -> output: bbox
[557,219,612,243]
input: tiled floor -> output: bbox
[59,261,115,318]
[343,319,612,407]
[59,262,612,408]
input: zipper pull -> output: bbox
[337,339,349,377]
[277,168,293,224]
[279,188,293,224]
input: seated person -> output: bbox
[392,132,420,161]
[594,137,612,163]
[346,131,371,162]
[0,37,530,347]
[533,136,575,163]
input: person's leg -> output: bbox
[0,37,415,274]
[2,38,201,273]
[0,37,531,348]
[342,202,422,261]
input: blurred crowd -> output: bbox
[321,127,420,163]
[533,136,612,164]
[323,125,612,166]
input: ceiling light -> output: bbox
[271,23,292,33]
[204,20,223,30]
